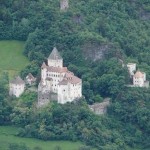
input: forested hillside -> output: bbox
[0,0,150,150]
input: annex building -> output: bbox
[9,76,25,97]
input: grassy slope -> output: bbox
[0,126,90,150]
[0,40,29,78]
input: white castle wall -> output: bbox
[48,59,63,68]
[9,83,25,97]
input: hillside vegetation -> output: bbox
[0,0,150,150]
[0,126,88,150]
[0,41,29,78]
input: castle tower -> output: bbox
[41,62,47,85]
[60,0,69,11]
[48,47,63,68]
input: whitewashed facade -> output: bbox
[133,71,146,87]
[26,73,36,85]
[38,47,82,106]
[127,63,136,76]
[9,76,25,97]
[60,0,69,10]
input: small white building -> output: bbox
[60,0,69,10]
[38,47,82,106]
[133,71,149,87]
[26,73,36,85]
[9,76,25,97]
[127,63,136,76]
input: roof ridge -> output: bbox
[10,76,25,84]
[48,47,62,60]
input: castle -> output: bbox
[37,47,82,106]
[127,63,149,87]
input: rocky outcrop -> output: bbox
[82,42,112,61]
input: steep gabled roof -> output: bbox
[134,71,144,78]
[48,47,62,60]
[41,62,47,68]
[58,72,81,86]
[26,73,35,80]
[58,78,69,85]
[10,76,25,85]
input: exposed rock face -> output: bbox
[128,0,150,20]
[89,98,110,115]
[82,42,111,61]
[72,14,83,24]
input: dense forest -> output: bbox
[0,0,150,150]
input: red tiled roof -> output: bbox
[58,72,81,85]
[10,76,25,85]
[134,71,144,78]
[26,73,35,80]
[58,79,69,85]
[47,66,68,73]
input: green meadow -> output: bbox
[0,41,29,78]
[0,126,88,150]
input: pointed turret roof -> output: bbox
[26,73,36,80]
[48,47,62,60]
[41,62,47,68]
[26,73,34,79]
[10,76,25,85]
